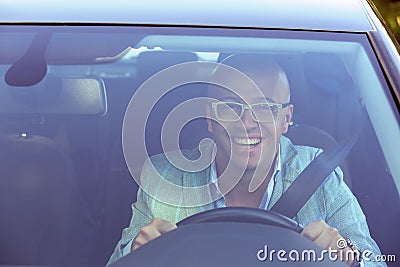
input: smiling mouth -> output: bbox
[232,137,262,147]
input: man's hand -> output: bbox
[301,220,357,266]
[131,218,177,251]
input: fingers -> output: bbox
[301,220,355,265]
[131,218,177,251]
[153,218,178,234]
[302,220,340,248]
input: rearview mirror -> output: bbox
[0,75,107,115]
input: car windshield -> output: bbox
[0,26,399,266]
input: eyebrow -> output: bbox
[260,97,277,103]
[219,96,241,102]
[219,96,278,103]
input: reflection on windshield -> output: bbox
[0,27,398,266]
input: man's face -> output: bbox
[207,65,293,177]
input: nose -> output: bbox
[241,109,258,128]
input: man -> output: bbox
[108,55,385,266]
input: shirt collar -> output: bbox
[209,144,281,186]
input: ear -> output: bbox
[205,105,214,133]
[282,104,294,134]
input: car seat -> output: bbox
[0,118,75,265]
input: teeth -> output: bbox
[233,138,261,145]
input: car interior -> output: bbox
[0,26,399,266]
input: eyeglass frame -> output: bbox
[210,101,290,122]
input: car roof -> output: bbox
[1,0,375,32]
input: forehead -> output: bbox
[208,64,290,103]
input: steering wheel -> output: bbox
[113,206,346,267]
[177,206,304,233]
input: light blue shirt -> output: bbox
[210,146,281,210]
[113,137,378,266]
[123,147,281,256]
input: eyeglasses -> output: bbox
[210,101,290,122]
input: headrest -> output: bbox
[303,52,353,95]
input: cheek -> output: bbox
[271,117,287,135]
[258,122,283,146]
[258,123,278,138]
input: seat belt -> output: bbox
[270,112,366,219]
